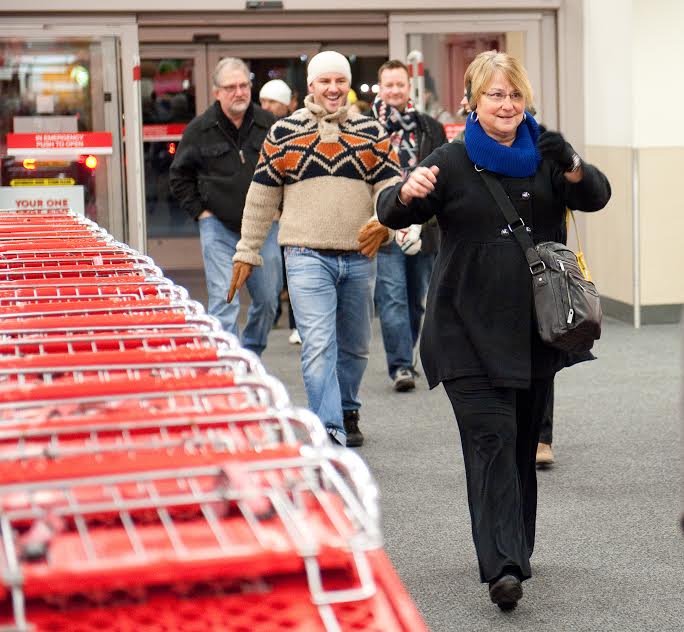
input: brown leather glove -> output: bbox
[227,261,253,303]
[358,219,390,258]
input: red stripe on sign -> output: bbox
[7,132,113,150]
[133,65,141,81]
[417,62,424,77]
[408,65,414,77]
[143,124,187,139]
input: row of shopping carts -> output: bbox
[0,209,428,632]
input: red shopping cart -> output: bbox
[0,404,327,465]
[0,448,388,632]
[0,313,231,356]
[0,372,290,425]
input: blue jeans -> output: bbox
[199,215,282,355]
[285,247,376,442]
[375,241,435,378]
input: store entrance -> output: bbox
[0,36,126,237]
[141,43,387,282]
[140,43,316,279]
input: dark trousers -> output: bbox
[443,375,554,583]
[276,247,297,329]
[539,382,554,444]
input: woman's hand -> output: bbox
[398,165,440,205]
[537,129,583,181]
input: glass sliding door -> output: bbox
[389,11,558,130]
[0,17,143,250]
[140,46,208,242]
[0,36,125,233]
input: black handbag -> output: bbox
[479,170,602,353]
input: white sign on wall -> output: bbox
[0,185,85,216]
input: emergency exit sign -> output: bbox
[6,132,113,156]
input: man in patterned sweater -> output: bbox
[228,51,402,447]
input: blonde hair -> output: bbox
[464,51,533,112]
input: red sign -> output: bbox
[143,124,187,141]
[443,123,465,142]
[6,132,113,156]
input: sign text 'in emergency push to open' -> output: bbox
[5,133,113,156]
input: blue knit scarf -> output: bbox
[464,111,541,177]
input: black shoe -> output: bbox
[343,410,364,447]
[392,367,415,392]
[489,574,523,611]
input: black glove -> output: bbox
[537,127,577,172]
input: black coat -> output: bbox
[414,112,448,253]
[169,102,275,234]
[377,141,611,389]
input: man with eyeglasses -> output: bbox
[170,57,281,355]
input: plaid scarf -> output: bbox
[372,97,418,173]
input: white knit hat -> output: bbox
[258,79,292,106]
[307,51,352,86]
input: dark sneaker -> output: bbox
[489,574,523,611]
[392,367,415,392]
[343,410,364,447]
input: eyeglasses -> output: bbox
[219,82,251,95]
[483,91,524,103]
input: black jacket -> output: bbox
[413,112,448,253]
[377,141,611,389]
[169,102,275,234]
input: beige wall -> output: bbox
[582,145,684,312]
[583,1,683,322]
[583,146,634,305]
[638,148,684,305]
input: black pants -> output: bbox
[539,382,554,444]
[443,375,554,583]
[276,247,297,329]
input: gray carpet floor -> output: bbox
[262,317,683,632]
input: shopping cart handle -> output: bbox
[0,347,222,369]
[0,372,239,403]
[0,298,175,318]
[0,312,189,331]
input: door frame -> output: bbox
[1,15,146,251]
[388,11,558,129]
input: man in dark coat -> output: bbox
[169,57,281,356]
[371,59,448,394]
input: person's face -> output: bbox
[475,71,525,144]
[213,68,251,119]
[378,67,411,111]
[309,73,350,114]
[259,97,289,118]
[460,92,470,112]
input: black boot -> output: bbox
[488,573,523,611]
[343,410,364,447]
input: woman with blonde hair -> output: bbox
[376,51,611,610]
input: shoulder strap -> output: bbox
[478,170,545,274]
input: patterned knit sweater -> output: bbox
[234,95,403,266]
